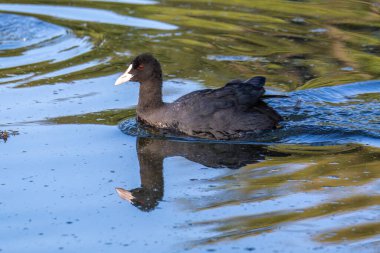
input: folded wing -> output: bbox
[175,76,267,115]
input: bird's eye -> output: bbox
[137,65,144,70]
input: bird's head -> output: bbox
[115,53,162,85]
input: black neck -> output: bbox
[137,77,164,113]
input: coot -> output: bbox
[115,53,282,140]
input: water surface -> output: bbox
[1,0,380,252]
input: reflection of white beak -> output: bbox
[114,64,133,86]
[115,187,135,202]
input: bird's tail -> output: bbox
[244,76,266,87]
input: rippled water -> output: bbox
[1,1,380,252]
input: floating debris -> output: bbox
[0,130,19,142]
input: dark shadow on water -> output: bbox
[116,137,288,211]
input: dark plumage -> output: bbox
[115,53,283,140]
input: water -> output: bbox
[1,1,380,252]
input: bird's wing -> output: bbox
[174,76,267,116]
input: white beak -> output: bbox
[114,64,133,86]
[115,187,135,202]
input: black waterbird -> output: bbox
[115,53,283,140]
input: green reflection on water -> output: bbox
[317,222,380,243]
[47,108,135,125]
[188,144,380,245]
[1,0,380,90]
[1,0,380,249]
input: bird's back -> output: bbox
[161,76,282,139]
[175,76,266,113]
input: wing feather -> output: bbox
[174,76,267,116]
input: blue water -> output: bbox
[1,3,380,253]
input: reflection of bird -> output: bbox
[116,187,161,212]
[115,53,283,140]
[115,137,288,212]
